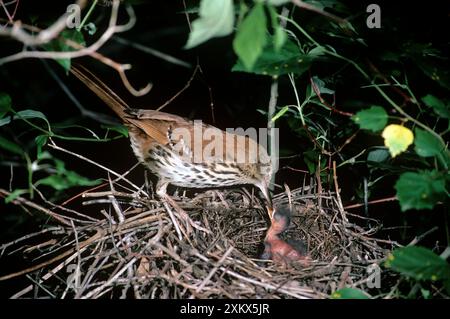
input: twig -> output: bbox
[0,0,123,62]
[41,59,118,124]
[310,75,353,117]
[0,0,87,45]
[332,161,346,222]
[1,229,102,282]
[0,226,63,253]
[407,227,439,246]
[0,0,19,25]
[268,80,279,192]
[113,36,192,68]
[48,140,148,197]
[344,196,397,210]
[291,0,347,25]
[10,245,90,299]
[107,173,125,223]
[0,188,72,226]
[196,246,234,293]
[156,65,200,111]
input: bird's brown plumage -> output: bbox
[70,65,272,205]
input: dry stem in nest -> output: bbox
[0,184,395,299]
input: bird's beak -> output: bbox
[259,184,273,219]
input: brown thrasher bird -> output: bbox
[70,65,272,208]
[70,65,307,263]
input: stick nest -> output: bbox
[1,186,394,299]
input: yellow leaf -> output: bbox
[382,124,414,158]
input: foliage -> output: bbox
[0,93,122,199]
[42,29,86,73]
[184,0,449,298]
[385,246,450,297]
[184,0,235,49]
[0,0,449,299]
[394,171,447,211]
[331,288,370,299]
[192,0,450,213]
[385,246,450,282]
[381,124,414,158]
[352,106,388,132]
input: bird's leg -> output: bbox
[156,180,187,239]
[156,180,210,236]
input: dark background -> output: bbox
[0,0,449,297]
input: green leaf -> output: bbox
[421,94,450,119]
[43,30,85,73]
[36,175,71,191]
[36,151,52,161]
[37,171,101,191]
[0,136,23,155]
[311,76,335,95]
[7,109,52,133]
[304,0,343,11]
[0,92,12,118]
[54,158,66,174]
[0,116,11,127]
[35,135,48,159]
[331,288,370,299]
[414,128,444,158]
[420,288,431,299]
[233,3,267,70]
[65,170,102,187]
[184,0,234,49]
[395,171,446,211]
[5,189,29,203]
[303,150,326,174]
[265,0,290,5]
[268,5,286,52]
[308,46,327,57]
[233,39,315,76]
[367,148,390,163]
[352,106,388,132]
[385,246,450,281]
[273,25,287,52]
[15,109,50,126]
[271,106,289,122]
[101,124,129,137]
[382,124,414,158]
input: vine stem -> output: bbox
[77,0,98,32]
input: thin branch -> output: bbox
[310,75,353,117]
[156,65,200,111]
[290,0,347,25]
[0,1,151,97]
[0,188,72,226]
[0,0,87,45]
[344,196,397,210]
[0,0,125,63]
[113,36,192,69]
[47,140,148,198]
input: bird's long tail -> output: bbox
[70,64,129,120]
